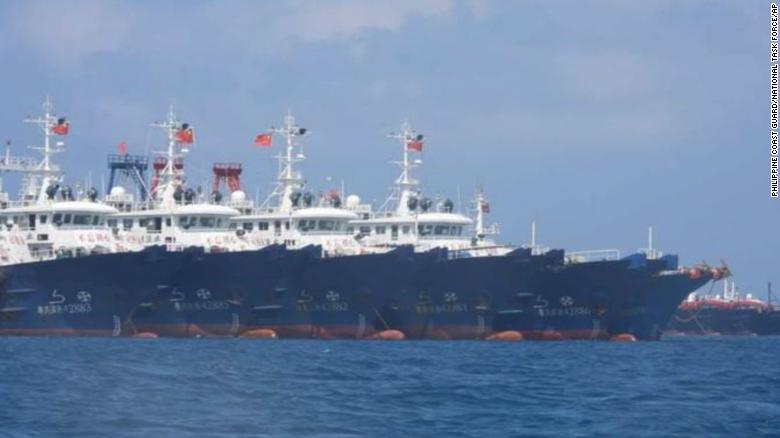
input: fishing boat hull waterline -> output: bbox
[0,246,182,337]
[130,245,316,338]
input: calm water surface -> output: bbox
[1,336,779,437]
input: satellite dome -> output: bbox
[230,190,247,202]
[346,195,361,208]
[110,186,126,196]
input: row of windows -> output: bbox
[106,216,231,231]
[2,214,107,228]
[297,219,345,232]
[10,212,467,238]
[358,224,464,236]
[177,216,229,229]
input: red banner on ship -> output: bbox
[51,118,69,135]
[255,133,272,147]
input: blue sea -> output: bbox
[1,336,779,437]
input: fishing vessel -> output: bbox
[348,124,728,340]
[103,107,307,337]
[666,279,776,336]
[0,99,186,336]
[0,102,730,341]
[227,113,444,339]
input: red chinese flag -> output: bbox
[255,133,272,147]
[480,201,490,213]
[118,140,128,155]
[51,118,69,135]
[175,127,194,144]
[406,140,423,152]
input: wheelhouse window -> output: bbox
[402,225,411,234]
[39,215,48,224]
[257,222,269,231]
[318,220,335,231]
[63,214,72,224]
[375,226,386,235]
[122,219,133,230]
[434,225,449,236]
[108,219,118,228]
[198,217,217,228]
[418,225,432,236]
[242,222,253,231]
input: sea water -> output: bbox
[1,336,779,437]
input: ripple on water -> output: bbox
[1,336,779,437]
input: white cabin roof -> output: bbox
[174,204,240,216]
[2,201,118,215]
[353,212,473,226]
[291,207,359,220]
[112,203,240,218]
[237,206,359,221]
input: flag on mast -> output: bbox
[118,140,128,155]
[255,133,272,147]
[51,118,69,135]
[175,123,194,144]
[406,133,424,151]
[406,140,423,152]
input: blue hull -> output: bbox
[0,247,182,336]
[0,244,711,341]
[130,245,316,337]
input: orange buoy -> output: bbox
[610,333,637,342]
[133,332,159,339]
[368,330,406,340]
[486,331,524,341]
[240,328,278,339]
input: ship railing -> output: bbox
[247,206,285,215]
[296,230,354,236]
[417,235,473,241]
[3,199,45,208]
[0,155,48,171]
[446,244,515,259]
[565,249,621,263]
[223,200,254,210]
[345,204,373,214]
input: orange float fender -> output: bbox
[367,330,406,340]
[132,332,159,339]
[486,331,524,341]
[240,328,278,339]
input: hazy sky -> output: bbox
[0,1,774,297]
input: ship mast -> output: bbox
[262,112,307,212]
[0,98,66,204]
[381,121,423,215]
[150,106,188,207]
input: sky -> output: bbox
[0,0,774,297]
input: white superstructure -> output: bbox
[228,112,366,256]
[107,107,252,252]
[0,99,137,262]
[349,122,508,256]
